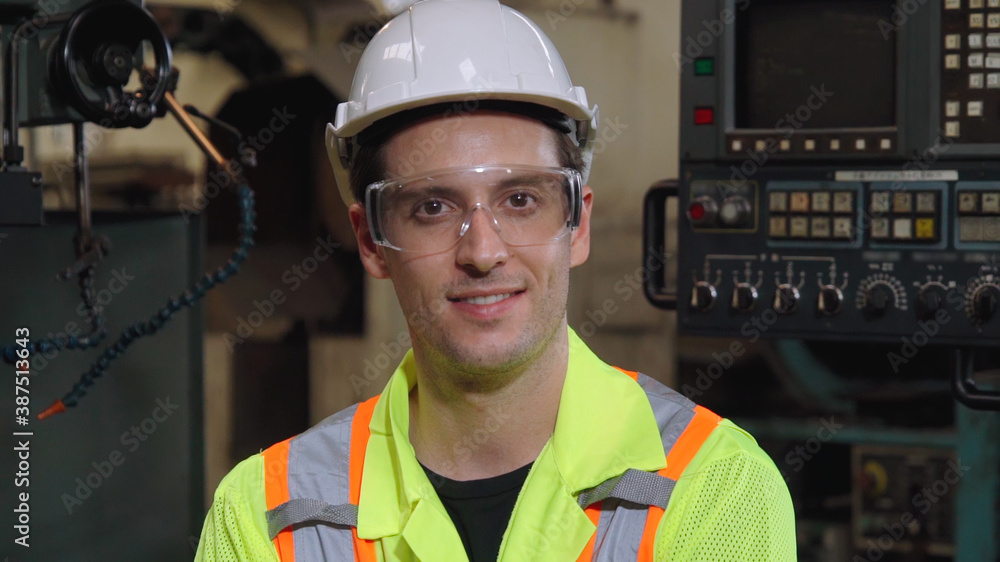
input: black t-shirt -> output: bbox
[419,461,533,562]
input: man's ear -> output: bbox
[570,185,593,267]
[349,203,391,279]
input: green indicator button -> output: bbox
[694,57,714,76]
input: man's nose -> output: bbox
[455,206,509,272]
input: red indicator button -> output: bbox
[687,196,718,226]
[694,107,714,125]
[689,202,706,220]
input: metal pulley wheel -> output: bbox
[48,0,173,128]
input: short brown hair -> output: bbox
[349,105,584,204]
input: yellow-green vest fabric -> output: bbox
[195,328,796,561]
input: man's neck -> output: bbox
[407,327,569,481]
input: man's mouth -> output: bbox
[456,293,514,305]
[448,290,525,305]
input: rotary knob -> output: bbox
[916,282,949,321]
[730,282,758,313]
[970,284,1000,324]
[773,284,800,314]
[719,196,751,227]
[863,282,897,318]
[817,285,843,316]
[690,281,717,312]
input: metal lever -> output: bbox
[642,179,679,310]
[952,347,1000,410]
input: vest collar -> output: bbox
[356,327,666,551]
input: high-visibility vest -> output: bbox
[260,368,721,562]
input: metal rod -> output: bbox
[163,91,227,168]
[73,121,91,254]
[3,18,31,166]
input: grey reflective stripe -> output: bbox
[281,402,360,561]
[576,468,675,510]
[588,372,700,562]
[591,499,645,562]
[266,498,358,540]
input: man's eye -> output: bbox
[509,193,533,208]
[418,200,445,216]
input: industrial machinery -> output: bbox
[647,1,1000,560]
[0,1,256,557]
[0,0,256,415]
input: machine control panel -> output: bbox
[852,445,956,558]
[942,0,1000,142]
[675,165,1000,345]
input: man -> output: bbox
[195,0,796,560]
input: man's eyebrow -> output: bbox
[495,174,556,190]
[395,183,462,199]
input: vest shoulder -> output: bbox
[630,370,699,413]
[280,401,362,460]
[627,371,764,459]
[701,418,776,467]
[214,453,266,501]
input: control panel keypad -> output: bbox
[769,188,856,240]
[943,0,1000,141]
[867,189,941,243]
[957,189,1000,241]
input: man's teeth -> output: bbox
[460,293,513,305]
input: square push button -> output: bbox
[871,218,890,239]
[811,217,831,238]
[789,216,809,238]
[893,218,913,239]
[812,191,831,213]
[916,192,936,213]
[833,192,854,213]
[959,192,979,213]
[694,58,714,76]
[960,217,984,241]
[982,192,1000,213]
[985,217,1000,240]
[833,217,854,239]
[790,192,810,212]
[769,217,787,237]
[893,192,913,212]
[769,191,788,212]
[694,107,714,125]
[871,192,891,213]
[916,218,936,239]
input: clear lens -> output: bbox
[368,165,580,253]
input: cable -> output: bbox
[1,263,108,364]
[38,183,256,418]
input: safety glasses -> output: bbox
[365,165,583,253]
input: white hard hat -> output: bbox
[326,0,599,205]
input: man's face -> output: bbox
[349,111,593,380]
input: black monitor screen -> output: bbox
[735,0,897,130]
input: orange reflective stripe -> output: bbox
[577,501,603,562]
[637,405,721,562]
[350,395,381,562]
[263,438,295,561]
[663,406,721,480]
[613,366,640,382]
[636,501,664,562]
